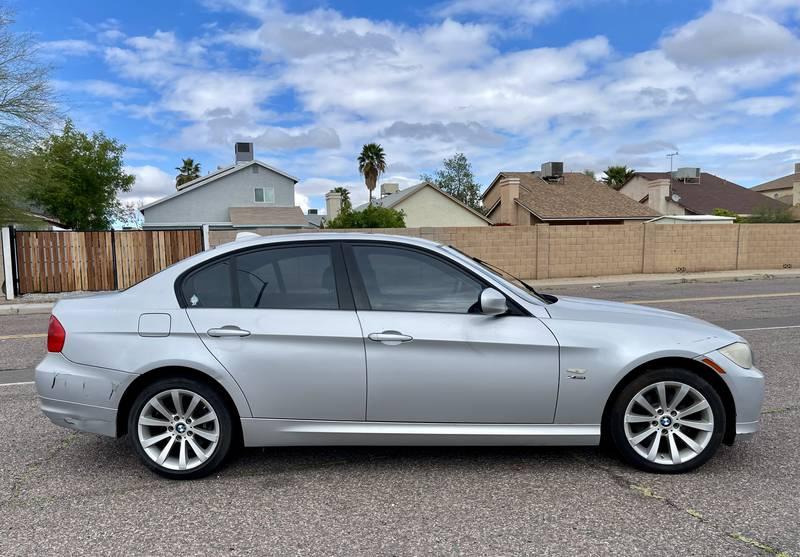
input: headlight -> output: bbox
[719,342,753,369]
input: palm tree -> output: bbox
[601,165,635,190]
[332,186,352,213]
[175,158,201,189]
[357,143,386,204]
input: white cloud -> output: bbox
[53,79,139,99]
[125,165,174,204]
[38,39,97,58]
[727,96,795,116]
[434,0,568,24]
[661,10,800,67]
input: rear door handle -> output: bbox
[368,331,413,344]
[207,326,251,338]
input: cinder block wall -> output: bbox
[209,223,800,280]
[547,224,645,279]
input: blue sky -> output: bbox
[14,0,800,211]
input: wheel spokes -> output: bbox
[138,389,220,472]
[624,380,714,466]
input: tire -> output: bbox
[608,368,726,474]
[128,377,234,480]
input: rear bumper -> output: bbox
[35,353,135,438]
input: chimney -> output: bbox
[381,183,400,197]
[325,190,342,221]
[235,142,254,164]
[793,181,800,207]
[498,176,521,224]
[794,162,800,174]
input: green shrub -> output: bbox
[326,204,406,228]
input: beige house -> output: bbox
[332,182,491,227]
[751,163,800,207]
[619,169,787,217]
[482,163,658,225]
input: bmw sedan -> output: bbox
[35,233,764,479]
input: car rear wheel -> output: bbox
[128,377,234,479]
[608,368,726,473]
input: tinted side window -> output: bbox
[351,245,483,313]
[235,245,339,309]
[182,260,233,308]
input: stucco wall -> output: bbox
[396,187,489,227]
[142,164,297,226]
[209,223,800,280]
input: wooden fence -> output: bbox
[13,229,203,294]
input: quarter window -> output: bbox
[350,245,483,313]
[181,260,234,308]
[234,245,339,309]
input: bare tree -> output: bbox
[0,8,57,226]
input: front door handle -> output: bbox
[207,326,251,338]
[368,331,413,344]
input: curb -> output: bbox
[0,303,54,316]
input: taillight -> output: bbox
[47,315,66,353]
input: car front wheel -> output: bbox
[128,377,234,479]
[608,368,726,473]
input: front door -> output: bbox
[344,242,559,424]
[183,242,366,420]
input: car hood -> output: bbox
[545,296,741,349]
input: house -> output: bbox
[338,181,492,227]
[618,168,787,217]
[751,162,800,207]
[482,163,658,225]
[141,143,311,230]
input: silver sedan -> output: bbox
[35,233,764,479]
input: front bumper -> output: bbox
[700,349,765,440]
[35,353,136,437]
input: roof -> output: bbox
[355,182,492,223]
[488,172,659,221]
[751,171,800,193]
[630,172,788,215]
[141,160,299,211]
[305,213,325,227]
[229,206,309,227]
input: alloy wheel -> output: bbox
[623,381,714,466]
[137,389,220,471]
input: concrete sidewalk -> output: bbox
[525,268,800,288]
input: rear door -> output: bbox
[344,242,560,424]
[182,242,366,420]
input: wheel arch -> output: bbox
[116,366,244,443]
[600,356,736,446]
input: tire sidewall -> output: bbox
[609,368,726,474]
[127,377,234,480]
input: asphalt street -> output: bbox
[1,277,799,555]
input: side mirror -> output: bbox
[479,288,508,316]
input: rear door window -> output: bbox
[234,245,339,309]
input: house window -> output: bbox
[254,186,274,204]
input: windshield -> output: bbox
[443,246,557,305]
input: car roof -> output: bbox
[213,232,445,254]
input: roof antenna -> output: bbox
[667,151,679,193]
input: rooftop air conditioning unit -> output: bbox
[674,167,700,180]
[541,162,564,179]
[381,183,400,197]
[235,142,254,164]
